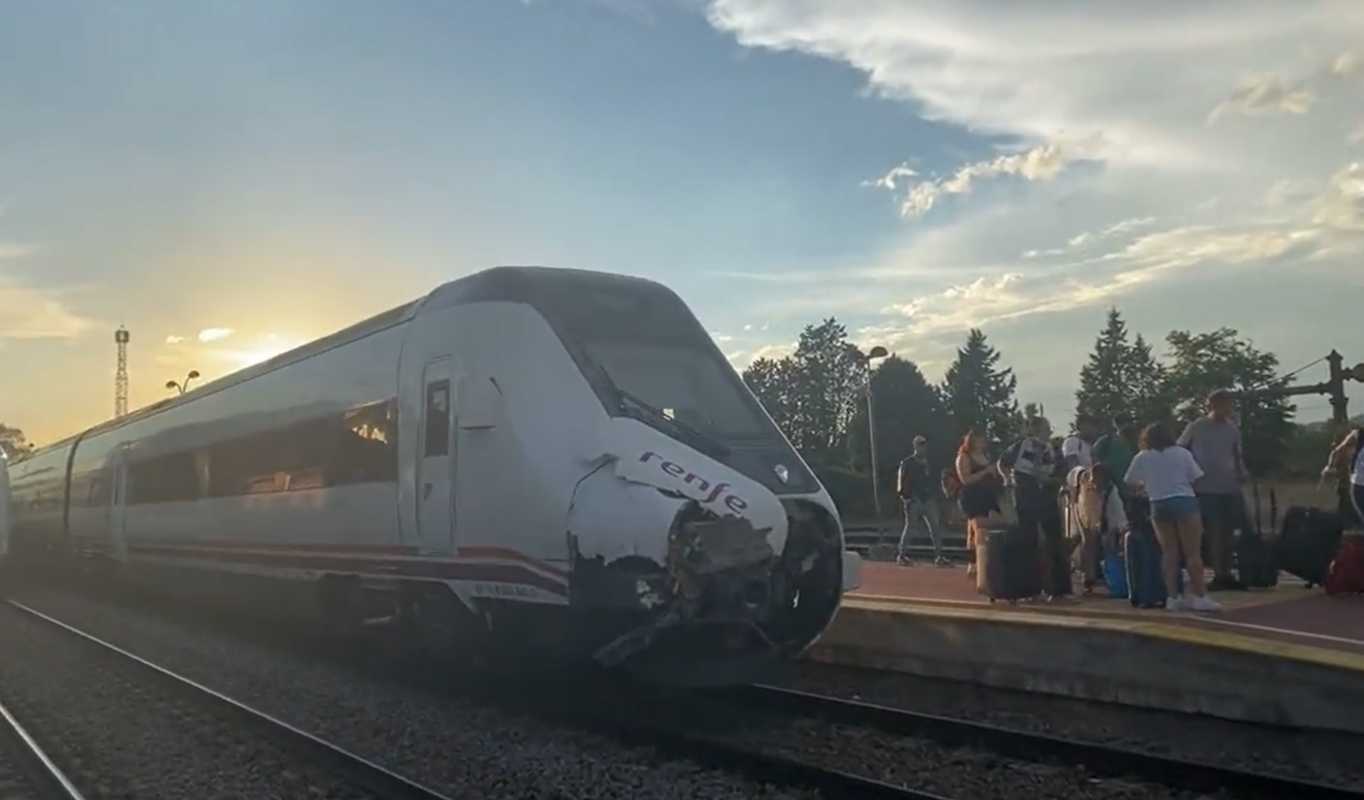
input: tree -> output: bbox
[1074,309,1174,429]
[741,318,867,459]
[847,355,949,492]
[1164,328,1295,475]
[1126,333,1174,425]
[787,318,868,458]
[742,356,796,437]
[940,328,1022,449]
[0,423,33,459]
[1075,308,1133,427]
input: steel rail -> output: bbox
[736,684,1364,800]
[0,696,87,799]
[6,600,453,800]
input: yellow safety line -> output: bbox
[839,597,1364,673]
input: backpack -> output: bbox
[897,458,914,498]
[1326,536,1364,595]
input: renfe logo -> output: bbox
[639,451,749,514]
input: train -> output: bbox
[1,267,859,684]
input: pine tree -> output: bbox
[1126,333,1173,425]
[1075,308,1133,426]
[941,328,1021,449]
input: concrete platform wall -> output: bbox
[811,600,1364,734]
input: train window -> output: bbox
[425,381,450,457]
[129,452,198,504]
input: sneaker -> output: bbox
[1165,595,1186,612]
[1188,594,1223,612]
[896,554,914,567]
[934,556,952,567]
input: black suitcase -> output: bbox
[976,526,1042,602]
[1236,531,1278,588]
[1276,506,1344,588]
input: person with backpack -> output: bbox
[1069,463,1129,594]
[1093,414,1139,494]
[1000,416,1069,600]
[897,435,947,566]
[955,429,1001,578]
[1125,422,1222,612]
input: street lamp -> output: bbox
[861,345,890,523]
[166,370,200,396]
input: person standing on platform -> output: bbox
[1062,415,1099,471]
[1178,390,1249,591]
[1323,426,1364,525]
[955,430,1001,578]
[1000,416,1070,600]
[1125,423,1222,612]
[1093,414,1139,496]
[897,435,947,566]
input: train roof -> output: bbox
[15,266,668,461]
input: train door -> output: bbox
[417,359,456,553]
[108,445,129,561]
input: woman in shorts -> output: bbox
[955,429,1001,576]
[1124,423,1221,612]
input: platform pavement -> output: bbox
[809,561,1364,733]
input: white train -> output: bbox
[3,267,859,683]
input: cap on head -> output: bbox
[1208,388,1235,406]
[913,434,927,445]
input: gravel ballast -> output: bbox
[0,582,1286,799]
[4,585,814,800]
[0,603,391,800]
[777,660,1364,791]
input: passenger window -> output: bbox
[425,380,451,457]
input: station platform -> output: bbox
[810,560,1364,733]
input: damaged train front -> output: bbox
[566,428,858,686]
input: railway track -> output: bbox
[5,600,452,800]
[5,598,943,799]
[0,697,84,800]
[730,683,1364,799]
[537,699,951,800]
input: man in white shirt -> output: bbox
[1062,414,1099,471]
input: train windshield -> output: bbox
[546,284,774,443]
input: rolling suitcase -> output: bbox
[976,526,1041,603]
[1125,525,1168,608]
[1235,531,1278,588]
[1102,554,1129,598]
[1325,535,1364,595]
[1276,506,1344,588]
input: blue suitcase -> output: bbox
[1102,555,1129,599]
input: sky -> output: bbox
[2,0,1362,445]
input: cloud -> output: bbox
[1332,52,1359,77]
[709,331,736,343]
[1349,124,1364,146]
[863,163,918,191]
[164,335,186,345]
[1023,216,1157,259]
[0,243,39,260]
[1207,74,1314,124]
[1314,162,1364,232]
[879,142,1071,219]
[197,327,234,342]
[0,283,92,339]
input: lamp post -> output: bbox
[862,345,890,522]
[166,370,200,396]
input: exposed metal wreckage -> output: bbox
[581,498,843,675]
